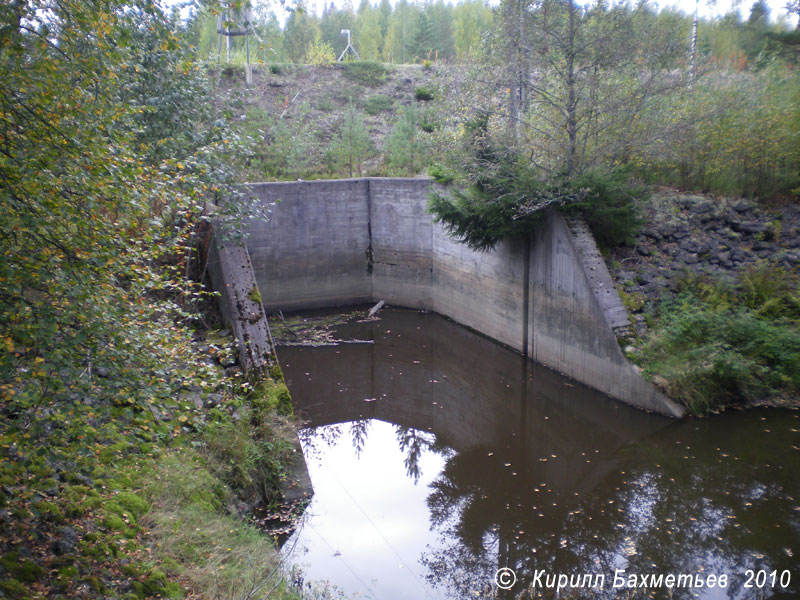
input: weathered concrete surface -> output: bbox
[241,178,684,418]
[248,180,372,310]
[528,213,684,417]
[207,231,314,502]
[207,234,274,373]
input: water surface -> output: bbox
[280,308,799,599]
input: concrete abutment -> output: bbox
[234,177,684,418]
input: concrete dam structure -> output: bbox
[216,177,684,418]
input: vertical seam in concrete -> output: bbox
[522,235,531,357]
[366,178,374,299]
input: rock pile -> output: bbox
[607,190,800,333]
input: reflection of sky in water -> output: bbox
[279,309,800,600]
[284,420,452,600]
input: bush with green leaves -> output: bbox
[364,94,395,115]
[419,108,440,133]
[0,0,256,434]
[325,104,375,177]
[341,61,390,86]
[386,105,429,176]
[235,107,317,180]
[414,86,435,101]
[428,117,641,250]
[639,265,800,414]
[563,169,643,248]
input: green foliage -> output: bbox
[386,105,428,175]
[305,32,336,65]
[145,448,301,600]
[640,265,800,414]
[341,60,391,86]
[419,108,440,132]
[429,158,583,250]
[0,553,46,582]
[429,121,637,250]
[364,94,395,115]
[565,169,643,248]
[428,164,455,184]
[633,64,800,199]
[0,0,259,456]
[414,86,435,101]
[284,5,321,63]
[205,405,296,505]
[235,107,317,180]
[355,2,384,61]
[326,103,375,177]
[114,492,150,518]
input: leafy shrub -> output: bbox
[738,262,800,321]
[386,105,427,176]
[305,33,335,65]
[419,109,439,132]
[364,94,394,115]
[342,61,390,86]
[640,267,800,414]
[422,59,433,70]
[565,168,643,248]
[204,407,296,505]
[428,164,455,184]
[269,64,282,74]
[415,86,435,101]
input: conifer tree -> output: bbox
[329,104,375,177]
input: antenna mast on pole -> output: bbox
[217,2,255,85]
[337,29,360,61]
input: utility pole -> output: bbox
[337,29,361,61]
[689,0,698,84]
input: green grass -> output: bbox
[341,61,390,86]
[414,86,434,101]
[145,449,301,600]
[0,337,306,599]
[638,263,800,414]
[364,94,395,115]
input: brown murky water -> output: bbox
[279,308,799,600]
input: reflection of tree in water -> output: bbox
[296,419,373,460]
[297,423,344,462]
[300,420,448,481]
[421,416,799,600]
[349,418,370,458]
[395,425,439,483]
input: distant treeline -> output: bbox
[190,0,492,64]
[186,0,798,66]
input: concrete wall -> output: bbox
[248,180,372,309]
[207,233,275,373]
[281,310,668,496]
[244,178,684,418]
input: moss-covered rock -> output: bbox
[0,553,46,582]
[114,492,149,517]
[0,579,28,599]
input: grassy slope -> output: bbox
[0,330,304,600]
[213,62,449,180]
